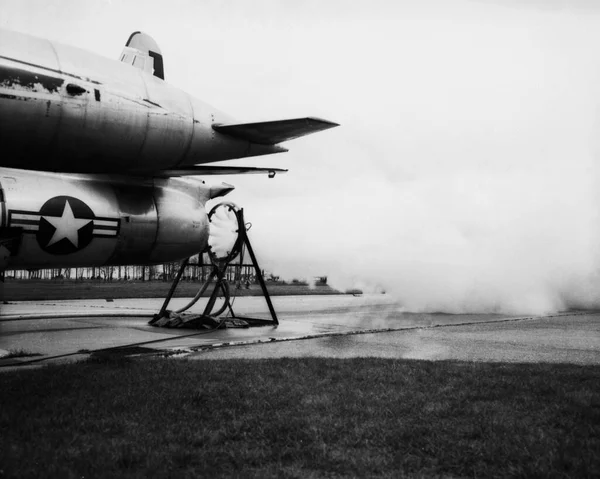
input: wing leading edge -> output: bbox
[213,117,339,145]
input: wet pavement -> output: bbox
[192,312,600,364]
[1,294,599,366]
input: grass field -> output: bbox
[0,279,341,302]
[1,357,599,478]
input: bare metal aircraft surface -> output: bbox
[0,29,338,272]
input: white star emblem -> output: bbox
[43,200,92,248]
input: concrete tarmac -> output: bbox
[1,294,599,366]
[192,313,600,364]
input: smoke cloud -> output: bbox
[217,1,600,314]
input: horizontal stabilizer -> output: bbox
[213,117,339,145]
[160,166,288,177]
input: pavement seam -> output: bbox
[179,311,598,356]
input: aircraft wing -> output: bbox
[213,117,339,145]
[160,166,288,177]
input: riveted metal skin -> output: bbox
[0,168,210,269]
[0,29,282,174]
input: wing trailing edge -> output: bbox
[160,165,288,178]
[213,117,339,145]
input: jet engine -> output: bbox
[0,168,229,270]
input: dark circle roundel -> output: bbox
[37,196,95,255]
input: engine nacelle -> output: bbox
[0,168,213,269]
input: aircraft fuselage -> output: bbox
[0,29,337,272]
[0,29,283,174]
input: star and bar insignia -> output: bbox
[8,195,120,255]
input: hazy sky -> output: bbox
[3,0,600,313]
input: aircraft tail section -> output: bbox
[213,117,339,145]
